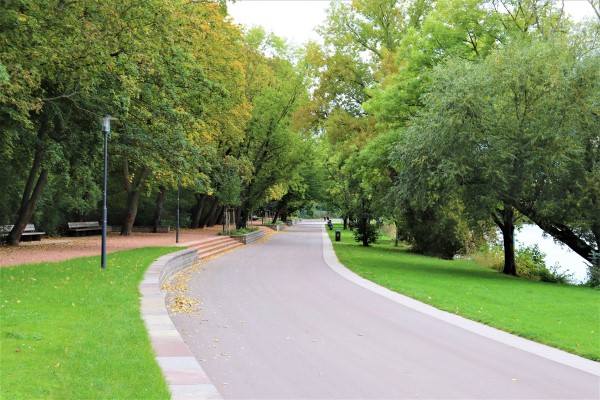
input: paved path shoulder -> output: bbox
[169,222,600,399]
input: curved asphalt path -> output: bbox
[168,222,600,399]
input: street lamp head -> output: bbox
[102,114,117,133]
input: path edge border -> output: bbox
[140,248,222,400]
[320,228,600,377]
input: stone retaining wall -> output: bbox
[230,229,264,244]
[109,225,171,233]
[157,248,199,286]
[140,248,221,399]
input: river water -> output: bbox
[515,224,590,284]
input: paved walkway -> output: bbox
[168,222,599,399]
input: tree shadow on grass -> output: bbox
[359,245,516,282]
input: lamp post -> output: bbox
[176,176,180,243]
[101,115,116,268]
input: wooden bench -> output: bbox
[0,224,46,242]
[67,221,102,236]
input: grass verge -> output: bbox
[0,247,179,399]
[328,226,599,361]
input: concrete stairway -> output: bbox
[184,236,244,260]
[258,225,277,236]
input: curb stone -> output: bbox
[140,249,222,400]
[321,228,600,377]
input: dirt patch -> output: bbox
[0,227,222,267]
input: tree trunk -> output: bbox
[513,203,597,264]
[121,159,150,236]
[153,185,165,232]
[237,205,249,229]
[359,216,368,247]
[122,190,142,236]
[592,223,600,257]
[273,195,291,224]
[343,216,348,230]
[211,206,224,227]
[8,170,48,245]
[7,114,50,245]
[190,194,206,229]
[200,197,219,228]
[493,203,517,276]
[272,202,283,224]
[235,207,243,229]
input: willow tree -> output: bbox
[392,34,599,273]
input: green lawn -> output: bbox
[328,227,600,361]
[0,247,178,400]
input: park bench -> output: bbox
[0,224,46,242]
[67,221,102,236]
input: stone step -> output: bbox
[197,238,239,254]
[186,236,244,259]
[259,226,277,235]
[200,241,245,260]
[193,236,235,251]
[199,239,244,259]
[180,235,229,248]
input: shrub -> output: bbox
[401,205,470,259]
[218,227,259,236]
[480,243,573,284]
[585,251,600,288]
[538,263,574,284]
[353,221,379,246]
[515,244,548,280]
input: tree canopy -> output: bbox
[1,0,597,286]
[0,0,323,242]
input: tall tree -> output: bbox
[311,0,409,228]
[232,28,310,228]
[392,34,599,272]
[0,0,163,243]
[113,0,247,235]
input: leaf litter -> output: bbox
[163,264,201,315]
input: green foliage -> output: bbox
[400,201,472,259]
[0,0,316,236]
[0,247,178,399]
[514,244,550,281]
[1,0,596,254]
[216,160,243,208]
[481,242,574,284]
[586,251,600,288]
[328,225,600,361]
[388,33,599,267]
[233,28,317,227]
[218,227,259,236]
[353,221,380,246]
[538,264,575,285]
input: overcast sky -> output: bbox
[227,0,596,46]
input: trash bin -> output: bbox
[335,230,341,241]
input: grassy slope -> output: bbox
[0,247,178,400]
[328,228,599,361]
